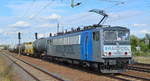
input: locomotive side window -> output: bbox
[104,31,117,41]
[93,31,100,41]
[52,35,80,45]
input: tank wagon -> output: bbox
[32,25,131,73]
[33,38,48,57]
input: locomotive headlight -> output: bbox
[125,52,128,55]
[108,52,112,56]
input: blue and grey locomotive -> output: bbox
[40,25,132,73]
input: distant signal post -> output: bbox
[18,32,21,56]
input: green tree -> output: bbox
[140,42,148,52]
[130,35,140,52]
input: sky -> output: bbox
[0,0,150,45]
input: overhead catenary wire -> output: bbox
[98,0,126,11]
[29,0,54,20]
[30,0,88,24]
[30,0,128,30]
[64,0,125,23]
[22,0,36,18]
[98,0,124,4]
[96,0,138,25]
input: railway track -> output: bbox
[2,53,69,81]
[128,62,150,73]
[98,71,150,81]
[118,73,150,81]
[2,51,150,81]
[128,65,150,73]
[115,63,150,81]
[134,63,150,66]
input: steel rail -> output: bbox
[134,62,150,67]
[119,73,150,81]
[128,66,150,73]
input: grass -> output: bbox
[0,56,13,81]
[133,56,150,64]
[132,51,150,64]
[132,51,150,56]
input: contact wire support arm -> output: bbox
[89,9,108,25]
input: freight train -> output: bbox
[10,25,132,73]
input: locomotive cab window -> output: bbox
[93,31,100,41]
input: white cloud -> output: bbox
[60,12,98,27]
[109,10,143,21]
[38,33,45,38]
[132,24,147,27]
[38,23,56,28]
[38,33,50,38]
[140,30,150,34]
[10,21,30,28]
[4,31,17,35]
[42,14,61,20]
[0,29,3,33]
[30,14,62,24]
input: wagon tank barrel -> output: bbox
[33,38,47,53]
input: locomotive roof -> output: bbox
[103,26,129,31]
[46,25,129,40]
[56,25,129,35]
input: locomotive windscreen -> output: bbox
[104,30,129,41]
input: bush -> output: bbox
[131,35,149,56]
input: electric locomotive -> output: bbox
[44,10,132,73]
[44,25,132,73]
